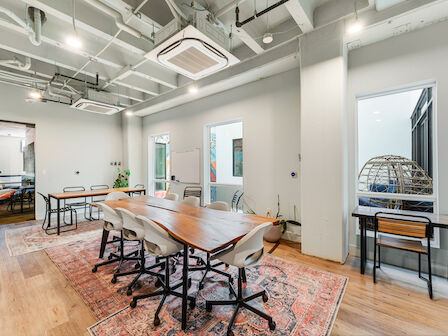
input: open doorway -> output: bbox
[0,121,36,224]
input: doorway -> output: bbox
[0,120,36,224]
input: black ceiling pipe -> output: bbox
[235,0,290,28]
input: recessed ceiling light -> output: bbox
[373,111,381,114]
[262,33,273,44]
[66,35,82,49]
[125,111,134,116]
[376,119,382,122]
[348,22,363,34]
[188,85,198,94]
[29,90,42,100]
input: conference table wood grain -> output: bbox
[103,195,279,253]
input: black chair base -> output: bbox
[111,240,166,296]
[205,268,275,336]
[130,255,196,326]
[189,252,233,290]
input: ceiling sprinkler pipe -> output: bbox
[0,56,31,70]
[235,0,290,28]
[0,7,44,46]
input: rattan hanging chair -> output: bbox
[358,155,433,211]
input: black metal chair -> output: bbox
[38,192,77,235]
[89,184,109,220]
[183,186,202,205]
[63,186,88,222]
[231,190,244,212]
[374,212,433,299]
[7,188,33,213]
[132,184,145,197]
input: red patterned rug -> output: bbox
[45,238,347,336]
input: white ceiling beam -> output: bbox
[131,38,300,116]
[214,0,249,18]
[0,26,160,96]
[285,0,314,33]
[234,27,264,54]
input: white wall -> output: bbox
[348,20,448,276]
[0,83,123,219]
[0,136,24,175]
[122,112,144,188]
[143,69,301,224]
[214,122,243,185]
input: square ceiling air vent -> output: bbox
[146,25,239,80]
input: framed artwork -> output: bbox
[233,138,243,177]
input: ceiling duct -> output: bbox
[145,2,239,80]
[71,89,124,115]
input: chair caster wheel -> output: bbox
[130,300,137,308]
[189,298,196,309]
[92,266,97,273]
[160,262,166,271]
[198,283,204,290]
[225,263,229,267]
[229,277,234,284]
[108,254,113,260]
[227,329,234,336]
[111,277,117,284]
[155,278,163,288]
[187,278,192,288]
[206,303,212,312]
[196,259,202,266]
[154,316,160,326]
[126,288,133,296]
[134,263,140,269]
[269,320,276,331]
[262,293,268,302]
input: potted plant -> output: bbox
[263,194,287,243]
[113,168,130,188]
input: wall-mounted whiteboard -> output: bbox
[171,148,200,184]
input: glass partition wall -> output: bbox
[204,120,243,208]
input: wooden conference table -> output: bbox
[48,187,145,235]
[352,205,448,274]
[103,195,278,330]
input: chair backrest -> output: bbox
[136,215,182,256]
[91,185,109,201]
[37,192,49,209]
[135,184,145,189]
[63,186,85,192]
[105,191,130,201]
[115,207,142,232]
[164,193,179,201]
[233,222,273,266]
[184,186,202,200]
[97,203,122,229]
[206,201,230,212]
[181,196,200,207]
[375,212,432,238]
[231,190,243,211]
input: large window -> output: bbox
[149,134,170,197]
[204,120,243,206]
[357,83,437,214]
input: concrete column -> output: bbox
[300,21,348,263]
[121,111,143,188]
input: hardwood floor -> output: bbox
[1,222,447,336]
[0,202,35,224]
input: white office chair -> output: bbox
[93,191,131,260]
[112,208,164,296]
[164,193,179,201]
[205,222,276,336]
[92,201,139,273]
[191,201,233,291]
[181,196,200,207]
[130,215,196,326]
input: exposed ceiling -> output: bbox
[0,0,446,116]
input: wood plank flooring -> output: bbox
[1,222,447,335]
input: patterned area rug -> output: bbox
[5,219,103,256]
[45,237,348,336]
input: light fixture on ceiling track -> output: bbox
[28,72,42,100]
[262,0,273,44]
[66,0,82,49]
[347,0,363,34]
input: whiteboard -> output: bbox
[171,148,200,184]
